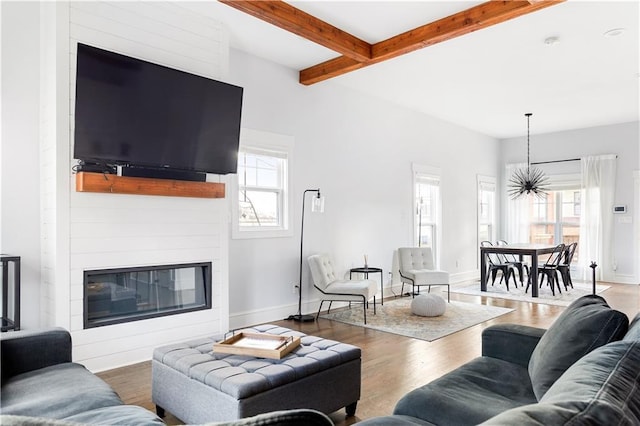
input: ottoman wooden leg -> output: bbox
[346,401,358,417]
[156,405,165,418]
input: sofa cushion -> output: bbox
[528,295,628,400]
[0,415,81,426]
[482,340,640,425]
[0,328,72,385]
[1,363,123,419]
[393,357,536,426]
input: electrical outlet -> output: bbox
[455,260,459,268]
[292,284,298,294]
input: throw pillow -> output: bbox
[528,295,628,400]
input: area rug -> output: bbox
[451,281,610,307]
[319,297,513,342]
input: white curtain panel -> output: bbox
[579,155,617,281]
[504,162,530,243]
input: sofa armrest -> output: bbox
[1,328,72,384]
[482,324,546,368]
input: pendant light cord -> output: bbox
[525,113,532,174]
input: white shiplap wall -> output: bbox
[40,1,59,328]
[61,1,230,371]
[41,2,72,329]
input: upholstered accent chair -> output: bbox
[397,247,450,302]
[308,254,378,324]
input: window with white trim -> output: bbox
[413,165,442,264]
[528,176,581,264]
[478,176,497,244]
[232,130,293,239]
[238,149,285,228]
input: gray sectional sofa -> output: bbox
[0,327,166,425]
[360,295,640,425]
[0,328,334,426]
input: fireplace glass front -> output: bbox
[84,262,211,328]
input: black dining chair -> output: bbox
[526,243,565,296]
[496,240,529,286]
[558,242,577,290]
[481,241,518,290]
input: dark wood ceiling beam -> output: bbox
[219,0,372,62]
[219,0,565,85]
[299,56,366,86]
[372,1,555,60]
[300,0,565,85]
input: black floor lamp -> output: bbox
[288,188,324,322]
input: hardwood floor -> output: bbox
[98,282,639,425]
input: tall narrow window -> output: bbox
[478,176,496,244]
[232,130,293,239]
[413,165,442,264]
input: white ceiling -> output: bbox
[205,1,639,139]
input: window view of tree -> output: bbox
[529,189,580,264]
[237,151,286,228]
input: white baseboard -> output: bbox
[450,270,480,283]
[606,274,639,285]
[229,302,300,330]
[229,297,347,329]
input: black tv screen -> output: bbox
[74,43,243,175]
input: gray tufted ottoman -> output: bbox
[151,324,361,423]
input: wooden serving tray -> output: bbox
[213,332,301,359]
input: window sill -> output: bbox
[232,227,293,240]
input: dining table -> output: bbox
[480,243,557,297]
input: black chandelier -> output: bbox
[508,113,549,199]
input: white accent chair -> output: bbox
[397,247,450,302]
[308,254,378,324]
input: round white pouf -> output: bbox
[411,294,446,317]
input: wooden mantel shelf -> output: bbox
[75,172,225,198]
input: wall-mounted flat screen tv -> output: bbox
[74,43,243,175]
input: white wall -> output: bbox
[226,49,500,327]
[0,1,42,329]
[500,121,640,283]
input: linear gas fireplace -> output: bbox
[83,262,211,329]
